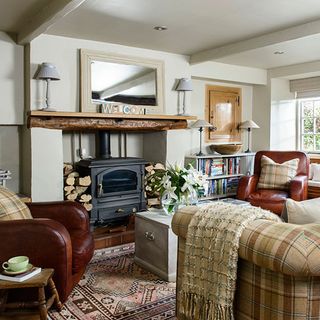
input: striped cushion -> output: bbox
[257,155,299,190]
[0,186,32,220]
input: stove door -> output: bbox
[97,166,140,198]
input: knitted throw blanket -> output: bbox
[179,202,281,320]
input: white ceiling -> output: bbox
[2,0,320,69]
[0,0,52,32]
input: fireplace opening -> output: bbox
[76,131,147,228]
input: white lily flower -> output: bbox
[162,185,178,200]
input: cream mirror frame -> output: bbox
[80,49,165,113]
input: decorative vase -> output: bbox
[160,190,198,215]
[161,193,180,215]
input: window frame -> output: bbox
[298,97,320,153]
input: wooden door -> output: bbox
[206,85,241,143]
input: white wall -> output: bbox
[30,128,63,201]
[252,81,271,151]
[27,34,190,199]
[270,78,296,150]
[0,32,23,192]
[0,32,24,125]
[0,126,20,192]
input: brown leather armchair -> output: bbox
[237,151,309,215]
[0,201,94,303]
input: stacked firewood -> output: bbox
[63,163,93,211]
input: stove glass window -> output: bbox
[101,169,138,194]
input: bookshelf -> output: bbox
[185,153,255,200]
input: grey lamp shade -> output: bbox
[37,63,60,80]
[191,119,213,128]
[176,78,192,91]
[239,120,260,129]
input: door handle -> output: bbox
[145,231,155,241]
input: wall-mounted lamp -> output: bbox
[37,62,60,112]
[176,78,192,115]
[239,120,260,153]
[191,119,216,156]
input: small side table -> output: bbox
[0,268,62,319]
[135,210,177,282]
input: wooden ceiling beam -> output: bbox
[190,19,320,65]
[17,0,87,45]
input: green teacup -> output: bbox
[2,256,29,272]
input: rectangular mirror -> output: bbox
[80,49,164,113]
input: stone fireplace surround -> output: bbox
[25,111,196,202]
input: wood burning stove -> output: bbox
[76,131,146,227]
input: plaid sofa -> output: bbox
[172,206,320,320]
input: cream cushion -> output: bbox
[312,164,320,181]
[257,155,299,191]
[0,186,32,220]
[285,198,320,224]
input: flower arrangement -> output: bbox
[145,163,206,214]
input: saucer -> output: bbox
[3,263,33,275]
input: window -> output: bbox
[299,98,320,152]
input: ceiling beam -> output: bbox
[16,0,87,45]
[190,19,320,65]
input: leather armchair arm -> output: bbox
[237,174,259,200]
[290,175,308,201]
[27,201,90,233]
[0,219,73,300]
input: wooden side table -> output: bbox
[0,268,62,319]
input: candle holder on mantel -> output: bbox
[191,120,216,156]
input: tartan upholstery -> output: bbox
[172,205,320,320]
[257,155,299,191]
[0,186,32,220]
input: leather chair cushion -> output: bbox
[69,230,94,274]
[248,189,288,215]
[0,186,33,221]
[248,189,288,203]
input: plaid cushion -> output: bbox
[0,186,32,220]
[257,155,299,190]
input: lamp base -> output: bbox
[196,151,205,156]
[39,107,57,112]
[244,149,251,153]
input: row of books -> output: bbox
[203,177,240,197]
[198,158,241,176]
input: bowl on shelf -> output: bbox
[209,144,242,155]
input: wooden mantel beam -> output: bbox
[28,111,196,132]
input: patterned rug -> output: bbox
[49,243,176,320]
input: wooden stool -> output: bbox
[0,268,62,320]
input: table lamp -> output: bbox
[239,120,260,153]
[37,63,60,112]
[191,119,216,156]
[176,78,192,115]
